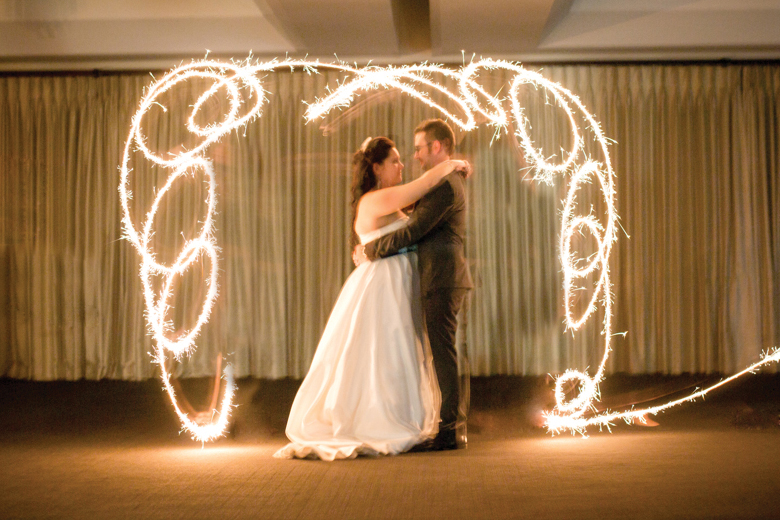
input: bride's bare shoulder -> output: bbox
[355,205,405,237]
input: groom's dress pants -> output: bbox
[423,286,470,433]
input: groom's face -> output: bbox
[413,132,436,171]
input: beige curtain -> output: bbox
[1,63,777,380]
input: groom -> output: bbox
[363,119,473,450]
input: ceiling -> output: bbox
[1,0,779,71]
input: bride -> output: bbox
[274,136,469,461]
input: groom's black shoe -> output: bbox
[432,428,464,451]
[408,429,466,453]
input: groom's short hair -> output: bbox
[415,119,455,156]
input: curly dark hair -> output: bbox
[350,136,395,247]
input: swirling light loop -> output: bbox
[554,370,597,416]
[151,240,219,359]
[458,61,509,126]
[304,65,478,130]
[560,161,611,332]
[562,216,603,277]
[139,157,216,275]
[186,74,244,137]
[545,348,780,435]
[119,60,271,442]
[509,72,582,179]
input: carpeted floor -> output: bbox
[1,375,778,519]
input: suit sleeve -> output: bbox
[364,177,455,260]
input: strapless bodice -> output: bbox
[358,216,409,245]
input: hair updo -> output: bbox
[350,137,395,247]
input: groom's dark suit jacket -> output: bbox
[363,171,473,294]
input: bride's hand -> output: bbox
[452,160,473,179]
[426,159,471,184]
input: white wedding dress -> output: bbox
[274,217,441,461]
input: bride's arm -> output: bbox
[358,160,468,220]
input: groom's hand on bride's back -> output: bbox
[353,244,367,266]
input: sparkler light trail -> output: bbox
[121,57,778,441]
